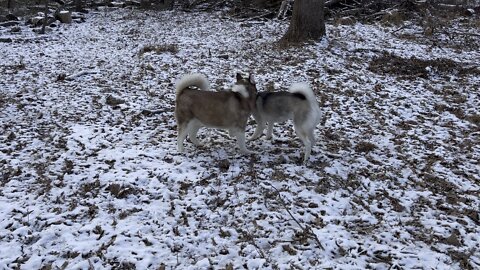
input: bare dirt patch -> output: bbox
[368,52,480,79]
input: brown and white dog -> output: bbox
[175,73,257,154]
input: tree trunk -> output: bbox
[280,0,325,45]
[40,0,48,34]
[74,0,83,12]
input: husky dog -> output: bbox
[175,73,257,154]
[250,83,321,163]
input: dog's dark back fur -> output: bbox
[256,91,308,117]
[258,92,306,106]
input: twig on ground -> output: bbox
[64,70,98,81]
[242,227,267,259]
[238,11,275,22]
[450,31,480,37]
[268,183,325,250]
[391,23,412,34]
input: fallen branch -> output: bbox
[141,109,169,116]
[391,22,413,34]
[240,227,267,259]
[62,70,98,81]
[277,0,292,19]
[238,10,275,22]
[362,8,397,20]
[325,0,342,7]
[450,31,480,37]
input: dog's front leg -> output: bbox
[188,122,204,146]
[177,122,189,153]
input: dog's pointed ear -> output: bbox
[248,74,256,84]
[236,73,243,81]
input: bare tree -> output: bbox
[40,0,48,34]
[74,0,81,11]
[140,0,175,9]
[280,0,326,45]
[74,0,85,11]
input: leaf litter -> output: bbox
[1,6,479,270]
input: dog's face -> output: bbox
[235,73,257,95]
[235,73,258,110]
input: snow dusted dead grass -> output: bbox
[1,7,479,269]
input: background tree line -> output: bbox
[2,0,479,15]
[1,0,478,44]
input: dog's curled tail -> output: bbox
[288,82,319,110]
[175,73,210,96]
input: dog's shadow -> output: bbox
[181,129,322,166]
[249,136,318,166]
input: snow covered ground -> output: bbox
[1,7,479,269]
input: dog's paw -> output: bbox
[192,141,204,147]
[248,136,259,141]
[240,149,255,155]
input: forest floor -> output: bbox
[1,6,479,270]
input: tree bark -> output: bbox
[74,0,83,12]
[40,0,48,34]
[280,0,326,45]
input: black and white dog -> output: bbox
[250,83,321,163]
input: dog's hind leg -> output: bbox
[187,120,203,146]
[303,139,312,164]
[304,123,317,163]
[308,129,316,145]
[266,122,274,140]
[231,128,253,154]
[294,123,312,164]
[177,121,189,153]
